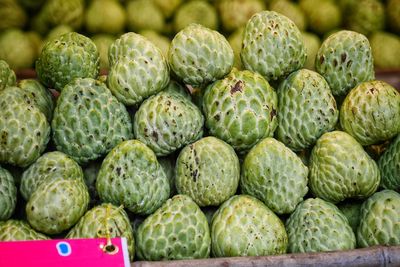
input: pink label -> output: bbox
[0,237,130,267]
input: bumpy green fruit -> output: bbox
[26,178,89,234]
[241,138,308,215]
[0,0,27,30]
[299,0,341,35]
[315,30,374,97]
[82,159,102,205]
[0,166,17,221]
[357,190,400,247]
[173,0,218,32]
[108,32,170,106]
[276,69,338,151]
[52,78,133,164]
[162,80,191,100]
[228,28,244,70]
[169,24,233,87]
[270,0,306,31]
[0,60,16,91]
[212,195,287,257]
[36,32,99,90]
[346,0,385,36]
[136,194,210,260]
[0,87,50,167]
[0,220,49,241]
[153,0,181,18]
[20,151,84,201]
[203,70,277,153]
[134,91,204,156]
[18,79,54,121]
[387,0,400,34]
[337,200,363,232]
[309,131,380,203]
[286,198,356,253]
[91,34,115,69]
[46,25,73,41]
[176,136,240,206]
[67,203,135,260]
[96,140,170,215]
[302,32,321,70]
[41,0,84,30]
[241,11,306,82]
[127,0,165,32]
[218,0,266,32]
[139,30,170,59]
[85,0,126,34]
[340,81,400,146]
[369,32,400,70]
[378,135,400,191]
[158,156,177,196]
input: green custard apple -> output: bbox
[241,138,308,215]
[270,0,306,31]
[357,190,400,247]
[302,32,321,70]
[276,69,338,151]
[346,0,385,36]
[0,220,49,241]
[228,28,245,70]
[315,30,374,97]
[241,10,306,82]
[173,0,218,32]
[85,0,126,34]
[0,166,17,221]
[378,135,400,191]
[52,78,133,164]
[126,0,165,33]
[211,195,287,257]
[158,156,177,197]
[387,0,400,34]
[369,32,400,70]
[337,200,363,232]
[139,30,170,59]
[340,80,400,146]
[91,34,115,70]
[0,0,27,31]
[96,140,170,215]
[175,136,240,207]
[203,69,277,153]
[309,131,380,203]
[40,0,84,30]
[0,60,16,91]
[286,198,356,253]
[299,0,341,35]
[162,80,191,100]
[136,194,210,260]
[153,0,181,18]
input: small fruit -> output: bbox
[378,135,400,191]
[173,1,218,32]
[0,167,17,221]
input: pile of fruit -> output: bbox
[0,0,400,263]
[1,0,400,72]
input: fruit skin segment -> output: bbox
[0,220,49,241]
[0,166,17,221]
[378,135,400,191]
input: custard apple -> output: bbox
[40,0,84,30]
[302,32,321,70]
[0,166,17,221]
[378,135,400,191]
[346,0,385,36]
[173,1,218,32]
[0,220,49,241]
[299,0,341,35]
[337,200,363,232]
[0,60,16,91]
[126,0,165,33]
[369,31,400,70]
[85,0,126,34]
[0,0,27,31]
[270,0,306,31]
[387,0,400,34]
[91,34,115,69]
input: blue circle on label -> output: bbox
[56,242,72,257]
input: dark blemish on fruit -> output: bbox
[116,167,121,176]
[270,108,277,120]
[152,131,158,141]
[319,56,324,64]
[333,59,338,67]
[192,169,198,182]
[369,88,377,94]
[230,81,243,94]
[341,53,347,63]
[214,114,220,121]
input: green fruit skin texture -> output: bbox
[0,220,49,241]
[0,87,50,167]
[378,135,400,191]
[211,194,287,257]
[67,203,135,260]
[26,178,89,235]
[36,32,99,90]
[52,78,133,165]
[203,70,277,153]
[270,0,306,31]
[286,198,356,253]
[134,91,204,157]
[173,1,218,32]
[136,194,211,260]
[340,81,400,146]
[20,151,84,201]
[357,190,400,247]
[347,0,385,36]
[309,131,380,203]
[108,32,170,107]
[175,136,240,207]
[241,11,306,82]
[18,79,54,122]
[241,138,309,215]
[0,167,17,221]
[169,23,233,87]
[42,0,84,30]
[338,200,363,232]
[276,69,338,151]
[96,140,170,215]
[0,60,16,91]
[158,156,177,196]
[315,30,375,97]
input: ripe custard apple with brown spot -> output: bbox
[203,69,277,153]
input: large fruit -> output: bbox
[211,195,287,257]
[340,80,400,146]
[0,166,17,221]
[369,32,400,69]
[40,0,84,30]
[169,23,233,88]
[136,194,211,260]
[276,69,338,151]
[315,30,374,97]
[309,131,380,203]
[26,178,89,234]
[67,203,135,260]
[241,10,306,82]
[20,151,84,201]
[0,220,49,241]
[0,60,16,91]
[36,32,100,90]
[175,136,240,206]
[52,78,133,164]
[134,90,204,156]
[378,135,400,191]
[241,138,308,215]
[0,0,27,31]
[108,32,170,106]
[96,140,170,215]
[357,190,400,247]
[286,198,356,253]
[203,69,277,153]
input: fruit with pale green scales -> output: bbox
[378,135,400,192]
[337,200,363,232]
[127,0,165,33]
[0,166,17,221]
[0,0,27,31]
[0,220,49,241]
[85,0,126,34]
[301,32,321,70]
[369,32,400,70]
[139,30,170,59]
[299,0,341,35]
[346,0,385,36]
[0,60,16,91]
[270,0,306,31]
[173,1,218,32]
[228,28,244,70]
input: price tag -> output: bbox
[0,237,130,267]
